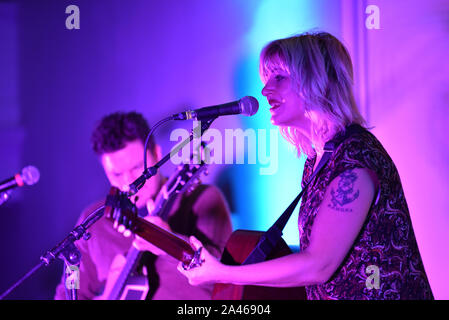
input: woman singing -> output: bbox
[178,32,433,300]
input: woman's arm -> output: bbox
[178,168,376,287]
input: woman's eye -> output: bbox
[275,75,285,81]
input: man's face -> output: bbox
[101,140,161,208]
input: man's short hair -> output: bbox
[91,111,155,156]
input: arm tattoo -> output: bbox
[328,170,360,212]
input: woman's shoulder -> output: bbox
[335,125,387,159]
[329,125,395,179]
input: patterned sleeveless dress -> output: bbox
[298,125,433,300]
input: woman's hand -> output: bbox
[177,236,225,286]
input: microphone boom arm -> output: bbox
[128,116,217,196]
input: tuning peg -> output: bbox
[83,232,91,241]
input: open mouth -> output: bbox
[268,99,281,111]
[269,103,281,111]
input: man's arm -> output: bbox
[132,185,233,259]
[191,185,233,258]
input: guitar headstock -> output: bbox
[154,148,209,211]
[104,186,138,230]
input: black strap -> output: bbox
[242,148,332,265]
[242,124,364,265]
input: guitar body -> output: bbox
[212,230,306,300]
[95,249,149,300]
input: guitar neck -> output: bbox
[133,217,195,265]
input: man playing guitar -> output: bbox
[54,111,232,300]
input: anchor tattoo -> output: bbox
[328,170,359,212]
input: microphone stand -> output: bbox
[0,116,217,300]
[0,204,105,300]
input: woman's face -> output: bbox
[261,68,311,132]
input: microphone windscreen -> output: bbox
[239,96,259,117]
[21,166,40,186]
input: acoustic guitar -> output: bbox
[97,159,208,300]
[212,230,307,300]
[101,166,306,300]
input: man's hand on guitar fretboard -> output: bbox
[132,215,170,256]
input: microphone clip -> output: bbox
[127,166,158,196]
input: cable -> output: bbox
[143,116,173,171]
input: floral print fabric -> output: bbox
[298,125,433,300]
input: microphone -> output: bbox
[0,166,40,193]
[172,96,259,121]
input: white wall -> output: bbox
[342,0,449,299]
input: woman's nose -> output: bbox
[261,83,271,97]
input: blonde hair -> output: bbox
[260,31,366,156]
